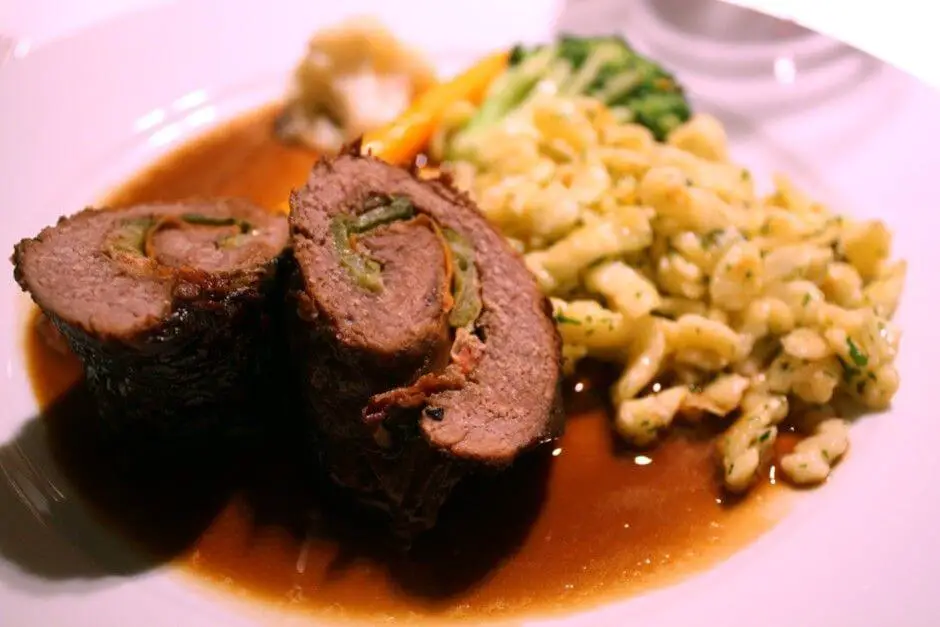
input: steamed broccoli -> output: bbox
[450,35,691,156]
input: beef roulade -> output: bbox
[13,199,289,448]
[288,148,564,536]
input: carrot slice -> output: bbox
[361,50,509,166]
[273,50,508,214]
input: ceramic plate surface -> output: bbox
[2,1,939,626]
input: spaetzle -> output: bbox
[435,91,905,492]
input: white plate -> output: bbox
[2,1,940,626]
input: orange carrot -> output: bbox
[361,50,509,166]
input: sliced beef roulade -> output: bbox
[288,149,564,536]
[13,199,289,448]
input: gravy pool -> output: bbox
[24,104,790,623]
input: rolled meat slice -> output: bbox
[288,147,564,536]
[12,199,289,448]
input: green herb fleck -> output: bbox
[846,337,869,367]
[554,313,582,325]
[758,430,771,443]
[802,293,811,307]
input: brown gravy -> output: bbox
[23,105,791,623]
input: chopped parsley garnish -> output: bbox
[846,337,869,367]
[554,313,582,325]
[758,430,772,443]
[802,293,811,307]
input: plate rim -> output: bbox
[2,2,940,627]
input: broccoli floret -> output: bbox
[449,35,691,158]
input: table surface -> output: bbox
[0,0,936,90]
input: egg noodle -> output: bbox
[432,92,905,491]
